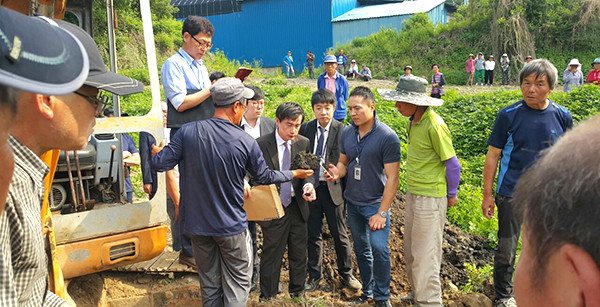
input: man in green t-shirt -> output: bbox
[378,76,461,306]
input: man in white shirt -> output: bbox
[239,85,275,291]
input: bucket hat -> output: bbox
[0,7,88,95]
[378,76,443,107]
[569,59,581,66]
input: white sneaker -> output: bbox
[494,297,517,307]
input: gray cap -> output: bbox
[0,7,88,95]
[377,75,443,107]
[210,77,254,106]
[324,55,337,63]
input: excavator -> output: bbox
[1,0,169,299]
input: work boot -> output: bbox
[341,275,362,291]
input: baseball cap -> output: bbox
[210,77,254,106]
[0,7,88,95]
[502,53,508,57]
[404,65,413,71]
[324,55,337,63]
[351,59,356,63]
[54,19,144,96]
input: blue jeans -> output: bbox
[347,201,391,301]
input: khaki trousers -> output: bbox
[404,191,447,307]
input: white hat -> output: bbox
[502,53,508,57]
[569,58,581,66]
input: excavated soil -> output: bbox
[68,191,494,306]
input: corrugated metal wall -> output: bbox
[202,0,333,70]
[332,0,358,19]
[332,2,447,45]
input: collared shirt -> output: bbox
[340,116,401,206]
[240,116,262,140]
[406,108,456,197]
[152,118,293,236]
[161,48,211,110]
[0,136,65,307]
[324,73,337,94]
[313,120,332,181]
[275,130,294,197]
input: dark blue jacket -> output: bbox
[152,118,293,236]
[139,131,158,199]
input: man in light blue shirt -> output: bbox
[160,15,215,269]
[161,16,214,133]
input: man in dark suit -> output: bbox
[299,89,361,292]
[256,102,316,300]
[239,85,276,291]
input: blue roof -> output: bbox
[332,0,446,22]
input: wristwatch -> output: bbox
[378,211,387,219]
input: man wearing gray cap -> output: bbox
[379,76,460,307]
[317,55,349,122]
[0,14,143,306]
[152,77,314,306]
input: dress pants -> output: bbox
[259,198,307,298]
[307,184,353,281]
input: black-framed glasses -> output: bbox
[75,91,109,115]
[188,33,213,49]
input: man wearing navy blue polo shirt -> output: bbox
[327,86,401,307]
[481,59,573,307]
[152,78,313,306]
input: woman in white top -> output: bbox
[346,59,359,79]
[484,55,496,87]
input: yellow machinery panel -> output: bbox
[56,225,167,279]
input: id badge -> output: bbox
[354,165,361,181]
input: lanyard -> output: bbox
[354,123,377,165]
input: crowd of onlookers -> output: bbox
[2,8,600,307]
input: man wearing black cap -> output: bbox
[152,77,314,306]
[0,14,142,306]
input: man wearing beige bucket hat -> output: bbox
[378,76,461,306]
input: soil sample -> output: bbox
[291,151,320,171]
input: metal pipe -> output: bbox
[64,152,79,211]
[73,151,87,211]
[107,145,117,184]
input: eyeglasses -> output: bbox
[188,33,213,50]
[75,91,109,115]
[248,100,264,107]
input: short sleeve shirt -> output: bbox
[161,48,211,110]
[488,100,573,197]
[340,117,401,206]
[406,108,456,197]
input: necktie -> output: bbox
[280,142,292,207]
[314,126,325,187]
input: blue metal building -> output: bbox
[332,0,447,45]
[169,0,450,70]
